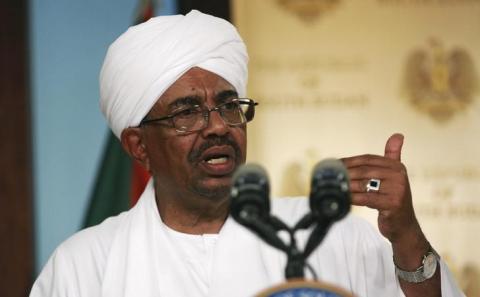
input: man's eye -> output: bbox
[222,101,239,111]
[175,107,200,118]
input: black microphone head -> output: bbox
[309,158,351,221]
[230,163,270,223]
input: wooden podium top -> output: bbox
[256,279,355,297]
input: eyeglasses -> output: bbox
[139,98,258,134]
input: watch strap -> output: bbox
[394,246,440,283]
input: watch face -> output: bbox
[422,253,438,279]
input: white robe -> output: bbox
[30,181,464,297]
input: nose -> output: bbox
[201,108,229,138]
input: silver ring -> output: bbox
[366,179,381,192]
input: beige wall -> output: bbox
[233,0,480,294]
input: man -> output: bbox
[30,10,464,297]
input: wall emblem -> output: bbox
[277,0,341,23]
[403,39,478,123]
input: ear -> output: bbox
[120,127,151,172]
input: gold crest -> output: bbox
[403,38,479,123]
[276,0,341,23]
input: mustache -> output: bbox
[188,136,242,163]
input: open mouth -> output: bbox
[199,146,236,176]
[206,156,229,165]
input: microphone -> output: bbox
[309,158,351,221]
[230,163,270,222]
[303,158,351,258]
[230,163,288,252]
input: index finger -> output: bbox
[341,154,400,169]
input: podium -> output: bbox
[256,280,355,297]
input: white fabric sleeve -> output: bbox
[439,260,466,297]
[29,246,79,297]
[29,217,116,297]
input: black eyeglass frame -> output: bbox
[139,98,258,133]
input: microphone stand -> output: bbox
[284,234,305,279]
[251,212,334,280]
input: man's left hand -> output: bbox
[341,133,426,252]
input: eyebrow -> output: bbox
[215,90,239,103]
[167,96,202,110]
[167,89,239,110]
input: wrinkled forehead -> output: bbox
[162,68,236,100]
[149,67,239,114]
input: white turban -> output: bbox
[99,10,248,139]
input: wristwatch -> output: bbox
[394,246,440,283]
